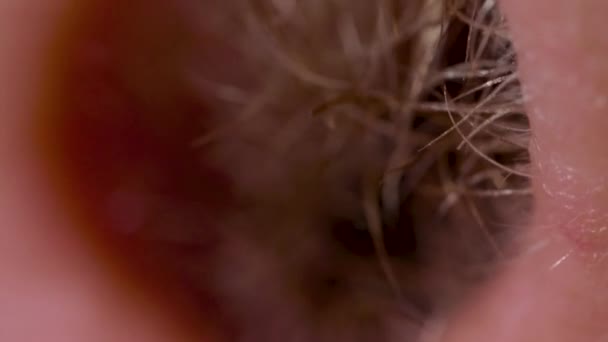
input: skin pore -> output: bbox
[2,0,608,341]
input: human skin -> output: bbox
[0,1,209,341]
[1,0,608,341]
[444,1,608,341]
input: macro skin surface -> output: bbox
[43,1,535,341]
[6,0,608,341]
[19,0,608,341]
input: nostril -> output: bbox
[330,214,417,260]
[384,220,417,260]
[331,217,377,257]
[29,0,536,340]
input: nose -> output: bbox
[0,1,217,340]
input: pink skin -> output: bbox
[0,1,210,341]
[1,0,608,341]
[444,1,608,341]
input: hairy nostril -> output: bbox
[331,217,377,257]
[330,214,417,260]
[36,0,535,341]
[306,273,345,309]
[384,223,418,260]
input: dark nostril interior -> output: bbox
[38,0,533,341]
[330,213,417,260]
[385,214,418,259]
[331,217,377,257]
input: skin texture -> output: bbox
[0,1,210,341]
[1,0,608,341]
[443,1,608,341]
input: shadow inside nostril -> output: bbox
[47,0,233,236]
[35,0,534,341]
[330,215,418,260]
[331,217,377,257]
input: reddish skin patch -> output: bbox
[57,0,231,234]
[38,0,235,336]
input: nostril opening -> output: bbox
[384,218,418,260]
[33,0,534,340]
[331,217,377,257]
[330,214,418,260]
